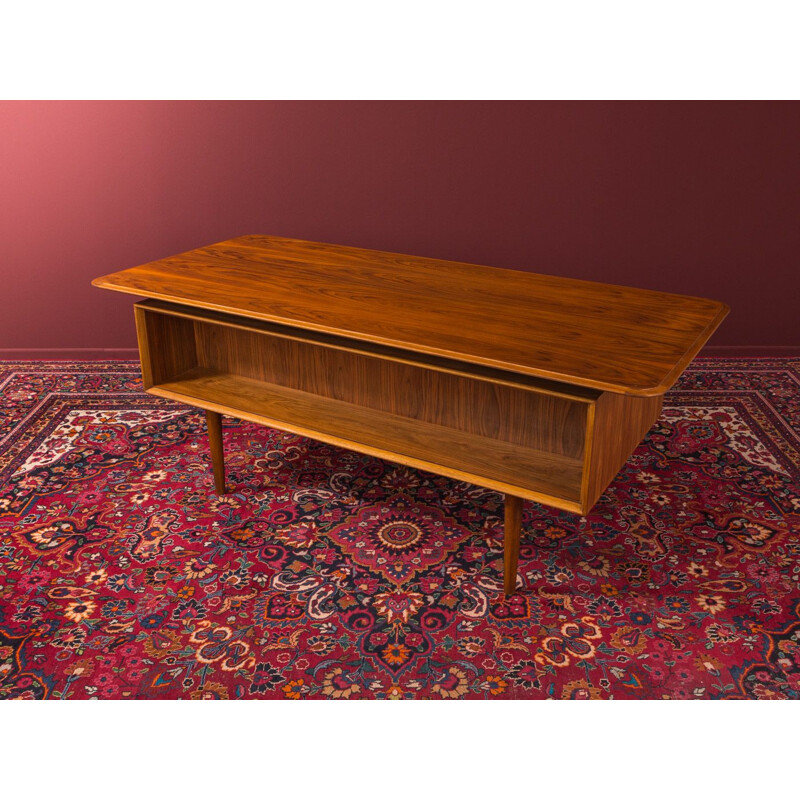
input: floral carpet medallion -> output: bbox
[0,359,799,699]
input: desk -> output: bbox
[93,235,728,593]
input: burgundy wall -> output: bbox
[1,101,798,353]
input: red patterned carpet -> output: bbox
[0,359,799,699]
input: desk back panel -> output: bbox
[192,318,589,459]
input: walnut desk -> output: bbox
[93,235,728,594]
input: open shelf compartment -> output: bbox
[134,300,600,511]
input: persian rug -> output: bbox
[0,359,798,699]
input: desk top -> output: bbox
[93,234,728,396]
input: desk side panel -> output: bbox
[134,304,198,388]
[582,391,664,510]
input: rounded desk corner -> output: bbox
[636,385,668,398]
[611,380,669,399]
[706,299,731,328]
[234,233,270,245]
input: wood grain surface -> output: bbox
[134,301,591,505]
[190,312,589,459]
[504,495,523,595]
[94,235,728,396]
[150,366,585,509]
[205,410,226,494]
[582,391,664,510]
[138,298,601,401]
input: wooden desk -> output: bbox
[93,235,728,593]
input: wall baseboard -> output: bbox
[0,348,140,360]
[1,346,798,361]
[700,345,800,357]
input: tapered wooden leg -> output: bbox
[205,410,226,494]
[504,494,523,595]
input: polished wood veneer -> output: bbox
[94,235,728,594]
[94,234,728,396]
[134,302,588,508]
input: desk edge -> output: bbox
[92,275,729,397]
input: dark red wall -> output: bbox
[1,101,798,352]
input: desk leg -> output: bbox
[504,494,522,595]
[205,410,226,494]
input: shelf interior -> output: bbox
[151,366,584,506]
[135,302,589,509]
